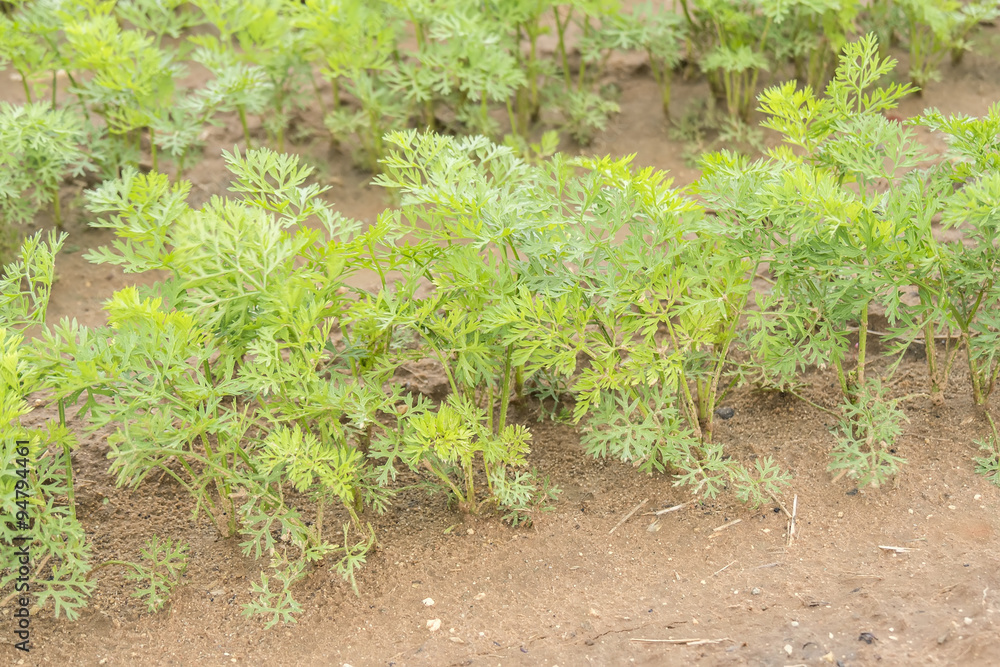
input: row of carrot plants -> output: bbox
[2,35,999,627]
[2,0,999,241]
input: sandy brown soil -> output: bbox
[2,22,1000,667]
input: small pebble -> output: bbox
[783,644,793,656]
[426,619,441,632]
[714,406,735,420]
[422,598,435,606]
[964,617,973,625]
[751,587,761,595]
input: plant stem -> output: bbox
[51,189,62,230]
[554,6,572,88]
[833,356,850,399]
[856,302,869,392]
[486,383,494,434]
[150,127,158,172]
[238,106,252,148]
[924,319,942,402]
[528,26,539,118]
[58,399,76,520]
[464,458,475,510]
[421,458,465,507]
[506,97,518,137]
[19,70,31,103]
[496,345,513,436]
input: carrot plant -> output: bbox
[85,536,189,613]
[918,103,1000,407]
[0,102,90,232]
[115,0,203,47]
[622,1,687,118]
[0,3,57,104]
[897,0,1000,89]
[325,71,410,172]
[679,0,776,122]
[296,0,398,113]
[386,2,525,140]
[1,232,95,621]
[192,0,311,152]
[296,0,403,169]
[549,0,628,144]
[487,0,556,134]
[371,131,562,523]
[62,6,181,173]
[546,154,788,502]
[773,0,859,91]
[23,149,406,620]
[372,129,790,504]
[742,35,928,486]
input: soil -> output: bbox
[3,19,1000,667]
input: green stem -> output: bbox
[19,70,31,103]
[856,302,869,393]
[150,127,158,173]
[986,412,1000,452]
[238,106,252,148]
[58,399,76,520]
[422,459,465,507]
[199,433,234,536]
[464,458,475,510]
[554,6,572,87]
[486,384,494,434]
[924,319,941,401]
[496,345,513,436]
[480,88,489,136]
[678,0,696,32]
[51,189,62,230]
[528,27,539,117]
[651,55,672,118]
[833,356,850,400]
[506,97,519,137]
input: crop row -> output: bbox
[2,34,1000,627]
[2,0,1000,243]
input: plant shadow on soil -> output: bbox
[3,25,1000,667]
